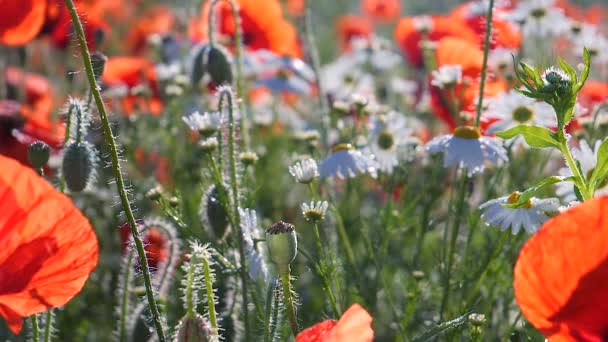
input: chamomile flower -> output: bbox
[426,126,508,176]
[182,111,223,137]
[479,192,560,234]
[504,0,569,38]
[239,208,269,283]
[319,144,378,180]
[485,90,556,135]
[570,25,608,65]
[431,65,462,89]
[488,48,517,75]
[367,111,419,173]
[301,201,329,223]
[555,140,608,202]
[289,158,319,184]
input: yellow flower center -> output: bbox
[507,191,533,209]
[377,130,395,150]
[512,106,534,123]
[530,7,546,18]
[453,126,482,139]
[332,143,354,153]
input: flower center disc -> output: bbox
[377,130,395,150]
[507,191,533,209]
[512,106,534,123]
[530,7,546,18]
[453,126,482,139]
[332,143,354,153]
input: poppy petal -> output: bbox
[0,0,46,46]
[325,304,374,342]
[0,155,98,334]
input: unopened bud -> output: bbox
[90,52,107,80]
[201,185,230,240]
[239,151,258,166]
[28,141,50,169]
[266,221,298,273]
[175,314,213,342]
[62,142,97,192]
[146,185,163,201]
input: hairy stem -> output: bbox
[280,268,299,336]
[202,256,219,332]
[62,1,165,340]
[43,311,53,342]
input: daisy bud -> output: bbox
[146,185,163,201]
[266,221,298,273]
[90,52,107,81]
[168,196,179,207]
[239,151,259,167]
[199,137,219,154]
[301,201,328,223]
[175,314,213,342]
[62,142,97,192]
[289,158,319,184]
[468,313,486,326]
[28,141,50,169]
[411,270,425,281]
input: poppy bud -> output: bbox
[200,184,230,240]
[266,221,297,273]
[190,44,233,86]
[175,314,213,342]
[28,141,50,169]
[62,142,96,192]
[90,52,107,81]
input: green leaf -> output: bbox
[412,313,470,342]
[503,176,565,208]
[589,138,608,192]
[519,62,542,88]
[495,125,560,149]
[575,48,591,93]
[557,57,577,85]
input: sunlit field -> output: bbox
[1,0,608,341]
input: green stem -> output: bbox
[560,139,591,199]
[119,250,135,342]
[312,223,340,317]
[32,315,39,342]
[280,268,299,336]
[43,311,53,342]
[440,173,468,320]
[263,279,276,342]
[62,1,166,340]
[217,88,250,336]
[330,204,356,271]
[474,0,495,127]
[202,257,218,332]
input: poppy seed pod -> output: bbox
[266,221,297,273]
[90,52,107,81]
[28,141,50,169]
[175,314,213,342]
[62,142,97,192]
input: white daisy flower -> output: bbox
[239,208,269,283]
[319,144,378,180]
[485,90,556,135]
[556,140,608,202]
[182,111,223,137]
[488,48,517,75]
[570,24,608,65]
[289,158,319,184]
[366,111,420,173]
[504,0,570,38]
[431,65,462,89]
[480,192,560,234]
[301,201,329,222]
[426,126,508,176]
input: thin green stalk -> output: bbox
[440,173,468,320]
[474,0,495,127]
[269,280,281,340]
[560,140,592,199]
[217,88,250,336]
[60,102,74,192]
[263,279,276,342]
[43,311,53,342]
[202,257,219,332]
[119,250,135,342]
[62,1,166,340]
[31,315,39,342]
[312,223,340,317]
[330,204,356,271]
[280,269,299,336]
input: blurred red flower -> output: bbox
[451,2,521,49]
[0,155,98,334]
[361,0,400,22]
[296,304,374,342]
[190,0,301,57]
[127,5,175,55]
[514,197,608,341]
[0,0,47,46]
[336,15,373,51]
[119,222,169,269]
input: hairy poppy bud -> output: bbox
[191,44,233,86]
[28,141,50,169]
[266,221,297,273]
[62,142,96,192]
[175,314,213,342]
[90,52,107,81]
[200,184,230,240]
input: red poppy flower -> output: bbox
[190,0,301,57]
[49,6,108,51]
[451,3,521,49]
[0,0,47,46]
[296,304,374,342]
[127,5,175,55]
[286,0,305,17]
[395,15,479,68]
[0,155,98,334]
[119,221,169,269]
[361,0,400,23]
[580,81,608,109]
[102,57,163,116]
[1,68,64,167]
[515,197,608,341]
[336,15,373,51]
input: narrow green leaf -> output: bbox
[556,57,577,84]
[520,62,542,87]
[495,125,560,148]
[412,313,470,342]
[589,138,608,192]
[575,48,591,93]
[503,176,565,208]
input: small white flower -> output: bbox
[556,140,608,202]
[485,90,556,135]
[198,137,219,153]
[480,192,560,234]
[239,208,269,283]
[431,65,462,89]
[426,126,508,176]
[301,201,329,222]
[319,144,378,180]
[289,158,319,184]
[182,111,223,137]
[367,111,421,173]
[569,24,608,65]
[504,0,570,38]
